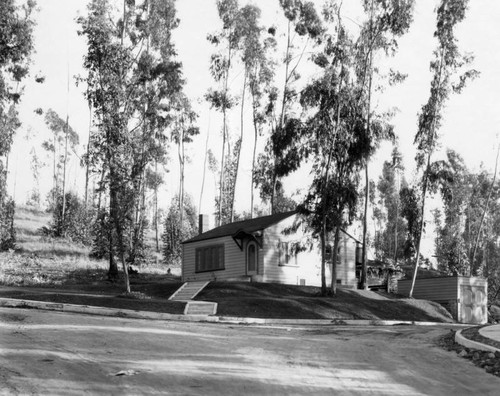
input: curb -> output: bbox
[455,328,500,353]
[0,298,219,323]
[0,297,470,328]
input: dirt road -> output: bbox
[0,308,498,395]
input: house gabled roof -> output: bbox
[182,210,296,244]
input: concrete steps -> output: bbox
[184,301,218,316]
[169,281,217,316]
[169,281,210,302]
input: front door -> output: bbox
[246,241,258,275]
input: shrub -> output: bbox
[162,194,197,266]
[50,192,94,245]
[0,198,16,251]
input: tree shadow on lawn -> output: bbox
[0,273,185,313]
[57,271,182,295]
[201,281,321,298]
[0,291,186,314]
[197,283,454,322]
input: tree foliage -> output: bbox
[355,0,414,288]
[78,0,187,290]
[256,0,323,213]
[162,194,197,265]
[409,0,478,297]
[374,147,408,264]
[47,192,94,245]
[42,109,79,210]
[0,0,36,251]
[206,0,241,225]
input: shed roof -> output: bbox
[182,210,296,244]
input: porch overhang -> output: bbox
[231,229,263,251]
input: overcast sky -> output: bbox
[9,0,500,227]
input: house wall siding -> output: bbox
[182,236,245,282]
[260,216,357,288]
[182,214,357,288]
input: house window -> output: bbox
[279,241,297,266]
[325,244,332,261]
[325,244,341,265]
[195,244,225,273]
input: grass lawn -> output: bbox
[196,282,455,322]
[0,206,455,322]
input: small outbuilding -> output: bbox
[181,211,359,288]
[398,276,488,324]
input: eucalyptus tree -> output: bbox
[400,184,421,262]
[0,0,36,250]
[236,4,277,218]
[206,0,241,226]
[145,165,163,252]
[356,0,414,289]
[298,4,389,296]
[28,146,44,207]
[375,146,407,264]
[42,109,79,219]
[256,0,323,213]
[162,193,197,266]
[431,149,473,274]
[432,149,500,277]
[409,0,478,297]
[78,0,185,290]
[171,93,199,230]
[470,145,500,274]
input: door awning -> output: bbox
[232,229,263,251]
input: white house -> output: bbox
[181,211,359,288]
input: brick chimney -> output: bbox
[199,214,210,235]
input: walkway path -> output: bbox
[479,324,500,344]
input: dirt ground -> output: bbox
[1,307,499,395]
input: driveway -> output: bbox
[0,308,498,395]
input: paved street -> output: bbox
[1,308,499,395]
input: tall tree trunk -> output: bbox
[409,152,431,297]
[218,109,227,225]
[270,19,292,212]
[361,164,369,290]
[393,169,400,266]
[52,134,57,207]
[178,120,185,234]
[320,219,327,296]
[471,144,500,275]
[110,0,130,293]
[108,227,118,280]
[218,42,232,226]
[85,98,92,207]
[409,47,446,298]
[61,115,69,235]
[330,226,340,295]
[199,111,210,215]
[97,166,106,213]
[250,98,258,219]
[110,173,130,293]
[361,0,375,291]
[61,61,71,233]
[154,159,160,252]
[107,193,118,280]
[230,72,247,223]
